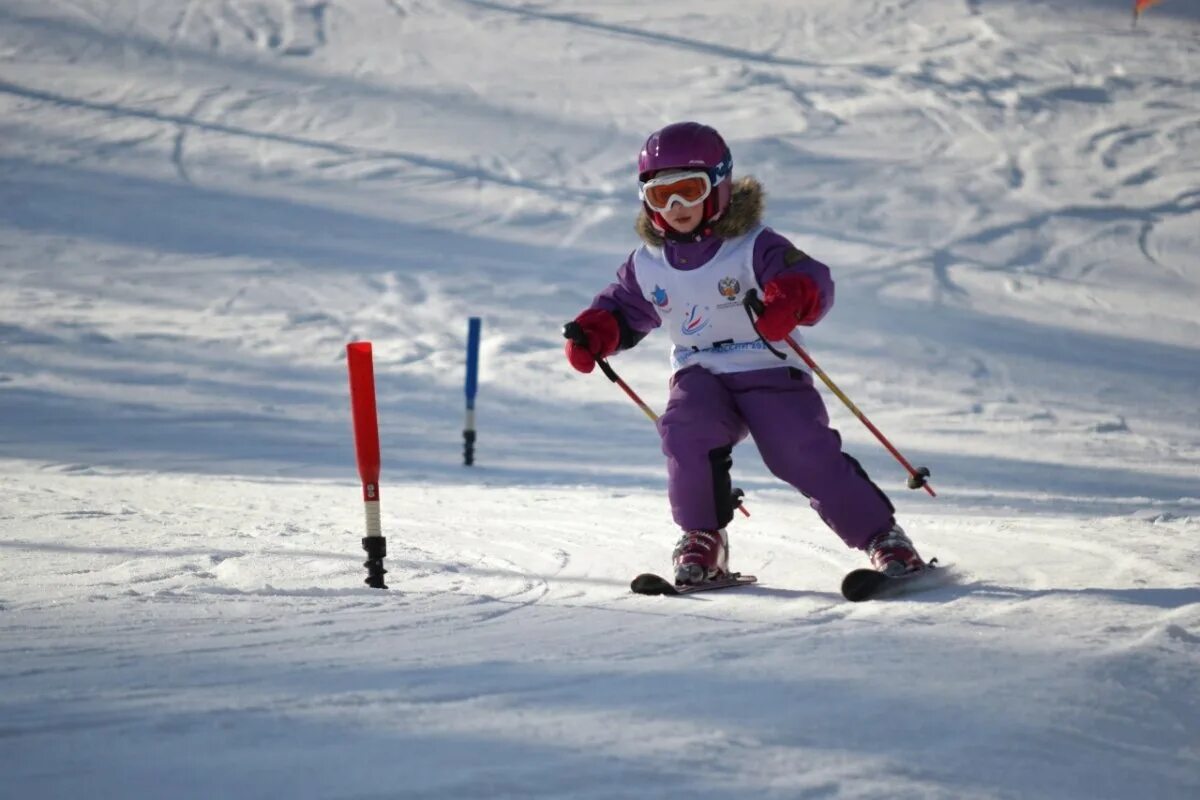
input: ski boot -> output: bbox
[866,524,926,577]
[672,529,729,586]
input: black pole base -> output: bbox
[463,429,476,466]
[362,536,388,589]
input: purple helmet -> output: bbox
[638,122,733,224]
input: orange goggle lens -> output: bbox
[642,174,711,211]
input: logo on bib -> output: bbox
[718,277,741,300]
[651,285,671,312]
[681,305,710,336]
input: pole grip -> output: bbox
[743,287,765,315]
[563,321,621,382]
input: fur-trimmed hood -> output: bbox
[635,176,764,247]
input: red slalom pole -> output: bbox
[347,341,387,588]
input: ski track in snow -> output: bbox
[1,0,1199,797]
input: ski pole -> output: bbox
[563,321,657,422]
[563,321,750,518]
[743,290,936,497]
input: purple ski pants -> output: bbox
[657,365,894,550]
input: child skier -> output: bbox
[564,121,927,586]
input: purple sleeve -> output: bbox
[591,251,662,344]
[753,228,835,325]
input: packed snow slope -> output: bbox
[2,1,1198,798]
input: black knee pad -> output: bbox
[709,445,736,528]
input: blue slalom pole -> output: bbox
[463,317,481,466]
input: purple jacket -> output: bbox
[590,181,834,350]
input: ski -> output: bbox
[841,560,945,602]
[630,572,757,596]
[630,563,947,600]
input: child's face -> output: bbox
[660,201,703,234]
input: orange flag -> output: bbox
[1133,0,1162,23]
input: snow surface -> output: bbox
[1,0,1198,797]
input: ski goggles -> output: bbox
[639,170,713,212]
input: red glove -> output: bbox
[754,274,822,340]
[564,308,620,373]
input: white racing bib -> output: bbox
[633,225,805,374]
